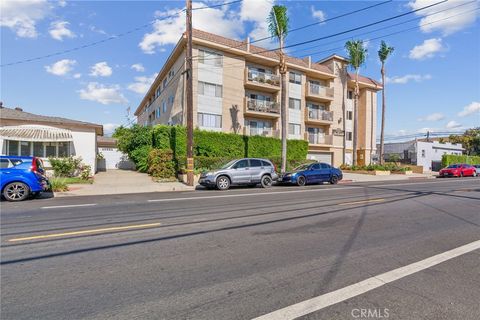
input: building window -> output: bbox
[7,141,72,158]
[156,108,161,119]
[288,123,301,135]
[198,81,222,97]
[20,141,31,156]
[198,49,223,67]
[347,90,353,99]
[288,98,301,110]
[162,101,167,113]
[289,72,302,84]
[7,140,19,156]
[247,119,272,136]
[58,142,70,157]
[156,87,161,98]
[422,150,426,157]
[163,78,167,89]
[346,111,353,120]
[198,112,222,128]
[169,95,174,104]
[33,142,43,157]
[346,131,353,141]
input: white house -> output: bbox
[381,139,464,172]
[0,106,103,174]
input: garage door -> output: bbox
[99,147,135,170]
[307,152,332,165]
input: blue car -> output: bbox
[0,156,50,201]
[279,162,343,186]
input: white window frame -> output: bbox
[198,81,222,98]
[198,112,222,128]
[289,98,301,110]
[289,72,302,84]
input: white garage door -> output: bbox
[99,147,128,169]
[307,152,333,165]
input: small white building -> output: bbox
[0,106,103,174]
[381,139,464,172]
[97,136,135,171]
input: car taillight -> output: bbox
[31,157,38,173]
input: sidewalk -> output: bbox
[55,170,194,197]
[341,172,436,183]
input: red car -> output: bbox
[439,164,477,177]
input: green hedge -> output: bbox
[194,129,245,157]
[442,154,480,167]
[147,149,175,178]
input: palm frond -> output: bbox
[268,5,289,41]
[378,40,395,63]
[345,40,367,71]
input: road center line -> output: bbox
[338,198,385,206]
[148,187,358,203]
[8,222,161,242]
[41,203,97,210]
[252,239,480,320]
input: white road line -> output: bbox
[148,187,359,203]
[41,203,97,210]
[369,179,477,188]
[252,240,480,320]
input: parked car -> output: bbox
[199,158,278,190]
[474,164,480,175]
[439,164,477,178]
[0,156,50,201]
[279,162,343,186]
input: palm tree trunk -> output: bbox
[379,63,386,165]
[352,70,359,166]
[279,38,287,173]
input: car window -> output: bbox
[447,164,459,168]
[233,160,249,169]
[0,159,11,168]
[261,160,272,167]
[250,159,262,167]
[294,164,310,171]
[36,158,44,170]
[220,160,237,169]
[320,163,331,169]
[11,159,23,166]
[311,163,321,170]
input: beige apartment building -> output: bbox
[135,29,382,166]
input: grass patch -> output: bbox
[62,177,94,184]
[50,177,69,192]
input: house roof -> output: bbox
[348,73,383,88]
[0,107,103,135]
[97,136,117,147]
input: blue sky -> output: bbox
[1,0,479,138]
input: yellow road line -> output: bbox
[338,198,385,206]
[8,222,161,242]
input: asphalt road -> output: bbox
[1,178,479,320]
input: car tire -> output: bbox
[216,176,230,190]
[297,175,306,186]
[260,175,273,188]
[3,182,30,202]
[330,175,339,185]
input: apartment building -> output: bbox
[135,29,382,166]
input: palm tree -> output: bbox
[345,40,367,166]
[378,40,394,165]
[268,5,289,173]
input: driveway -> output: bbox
[55,170,193,197]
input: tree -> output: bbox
[449,128,480,155]
[268,5,289,173]
[345,40,367,166]
[377,40,395,165]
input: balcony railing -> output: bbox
[246,69,280,87]
[305,133,333,145]
[244,127,279,138]
[307,109,333,122]
[246,98,280,114]
[307,83,334,99]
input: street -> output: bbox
[1,178,479,320]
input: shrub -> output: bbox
[50,177,69,192]
[147,149,176,178]
[442,154,480,167]
[152,125,171,149]
[194,130,244,157]
[49,157,82,177]
[130,145,152,172]
[79,165,92,180]
[114,124,153,156]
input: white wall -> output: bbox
[416,141,464,171]
[71,130,97,175]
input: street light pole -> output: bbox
[186,0,194,186]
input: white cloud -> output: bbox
[89,61,112,77]
[140,2,244,54]
[311,6,326,23]
[131,63,145,72]
[0,0,51,38]
[240,0,275,48]
[409,38,444,60]
[128,73,158,94]
[58,0,67,7]
[446,120,462,129]
[89,25,108,36]
[103,123,120,135]
[49,20,75,40]
[417,112,445,122]
[45,59,76,76]
[73,73,81,79]
[386,74,432,84]
[458,101,480,117]
[408,0,480,36]
[79,82,128,105]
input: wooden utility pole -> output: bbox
[185,0,194,186]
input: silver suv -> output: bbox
[199,158,279,190]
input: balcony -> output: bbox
[305,109,334,125]
[243,127,280,138]
[305,133,333,146]
[244,97,280,119]
[244,68,281,93]
[306,82,334,102]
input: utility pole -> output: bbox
[185,0,194,186]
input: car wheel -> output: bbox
[297,175,306,186]
[260,175,273,188]
[216,176,230,190]
[3,182,30,202]
[330,175,339,185]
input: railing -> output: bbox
[246,98,280,114]
[307,109,333,122]
[246,69,280,86]
[244,127,279,138]
[305,133,333,145]
[307,83,334,98]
